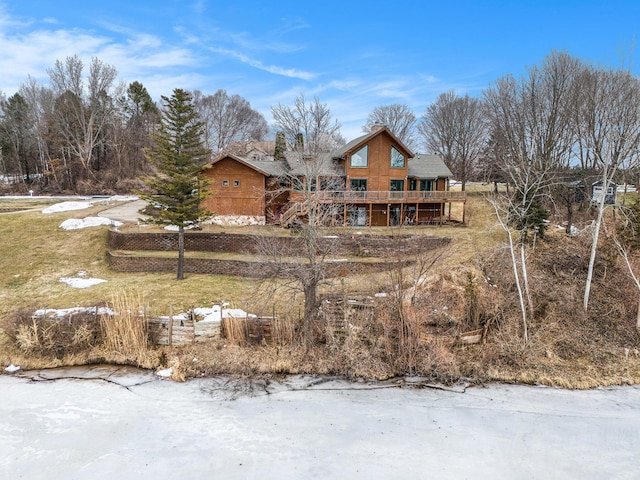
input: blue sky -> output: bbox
[1,0,639,139]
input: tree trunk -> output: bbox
[566,199,574,235]
[520,238,534,319]
[584,177,610,311]
[637,293,640,331]
[303,280,317,349]
[177,226,185,280]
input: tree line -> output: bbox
[0,55,269,194]
[4,51,640,198]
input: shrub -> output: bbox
[3,310,101,358]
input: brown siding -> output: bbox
[344,131,410,192]
[201,157,266,216]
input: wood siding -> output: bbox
[344,130,410,192]
[201,157,266,217]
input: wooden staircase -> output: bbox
[280,202,308,227]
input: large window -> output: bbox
[420,179,434,191]
[391,146,405,168]
[350,145,368,168]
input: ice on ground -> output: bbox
[42,201,92,214]
[4,364,20,373]
[59,276,107,289]
[59,217,122,230]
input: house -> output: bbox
[201,126,466,227]
[590,180,617,205]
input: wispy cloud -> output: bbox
[209,46,316,80]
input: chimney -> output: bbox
[371,123,385,133]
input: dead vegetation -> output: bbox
[2,193,640,388]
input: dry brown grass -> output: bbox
[3,192,640,388]
[101,292,150,357]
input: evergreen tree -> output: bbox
[140,88,211,280]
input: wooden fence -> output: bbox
[147,310,273,346]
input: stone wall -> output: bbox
[107,229,450,257]
[106,252,401,278]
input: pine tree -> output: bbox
[140,88,211,280]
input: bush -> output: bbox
[3,310,102,358]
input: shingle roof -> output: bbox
[408,154,452,179]
[204,154,287,177]
[283,151,345,176]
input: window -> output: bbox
[222,180,229,187]
[350,145,368,168]
[233,180,240,187]
[390,179,405,191]
[391,146,405,168]
[350,179,367,191]
[420,179,433,191]
[390,179,404,199]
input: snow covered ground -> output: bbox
[1,367,639,480]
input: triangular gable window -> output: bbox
[351,145,368,168]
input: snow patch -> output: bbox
[59,275,107,289]
[193,305,257,323]
[42,201,92,214]
[109,195,139,202]
[4,364,20,373]
[156,367,173,378]
[33,307,115,318]
[59,217,122,230]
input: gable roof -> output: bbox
[408,154,452,179]
[203,154,286,177]
[337,126,414,158]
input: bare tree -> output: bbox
[363,104,416,150]
[271,94,344,153]
[256,159,342,347]
[47,55,123,179]
[578,66,640,311]
[193,89,268,153]
[482,51,581,341]
[419,91,487,190]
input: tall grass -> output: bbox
[221,317,249,344]
[101,292,149,356]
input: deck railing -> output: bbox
[290,190,466,202]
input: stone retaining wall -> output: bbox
[107,229,450,256]
[106,252,403,278]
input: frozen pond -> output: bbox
[1,366,639,479]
